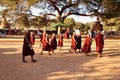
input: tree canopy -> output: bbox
[0,0,120,29]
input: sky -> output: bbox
[68,15,97,23]
[31,8,97,24]
[32,12,97,24]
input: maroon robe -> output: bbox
[41,33,47,48]
[71,35,76,50]
[75,35,81,49]
[95,33,104,53]
[30,36,35,45]
[41,33,51,51]
[50,36,57,50]
[82,35,91,53]
[58,37,63,47]
[22,32,35,56]
[64,28,69,39]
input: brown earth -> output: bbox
[0,35,120,80]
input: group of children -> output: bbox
[81,30,105,57]
[22,29,105,63]
[40,29,82,55]
[40,30,58,55]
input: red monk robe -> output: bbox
[41,33,52,55]
[64,28,69,39]
[30,32,35,45]
[69,32,77,53]
[50,33,57,53]
[22,31,37,63]
[95,31,104,57]
[82,34,92,55]
[71,35,76,50]
[42,35,47,49]
[58,33,63,50]
[42,34,50,51]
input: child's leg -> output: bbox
[22,55,27,63]
[40,49,43,55]
[31,55,37,62]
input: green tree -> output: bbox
[0,0,40,29]
[105,17,120,31]
[12,14,30,29]
[101,0,120,19]
[79,23,86,30]
[29,15,48,29]
[33,0,102,22]
[51,22,69,35]
[64,18,75,28]
[1,0,120,30]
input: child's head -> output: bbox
[30,31,35,36]
[87,33,90,37]
[52,33,55,36]
[97,30,101,34]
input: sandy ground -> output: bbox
[0,36,120,80]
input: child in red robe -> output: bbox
[95,30,104,57]
[40,33,52,55]
[64,28,69,42]
[50,33,57,53]
[69,32,77,53]
[58,33,63,50]
[22,31,37,63]
[82,33,92,56]
[30,32,35,45]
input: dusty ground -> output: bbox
[0,36,120,80]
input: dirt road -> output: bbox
[0,37,120,80]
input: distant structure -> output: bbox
[0,16,10,29]
[92,17,103,32]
